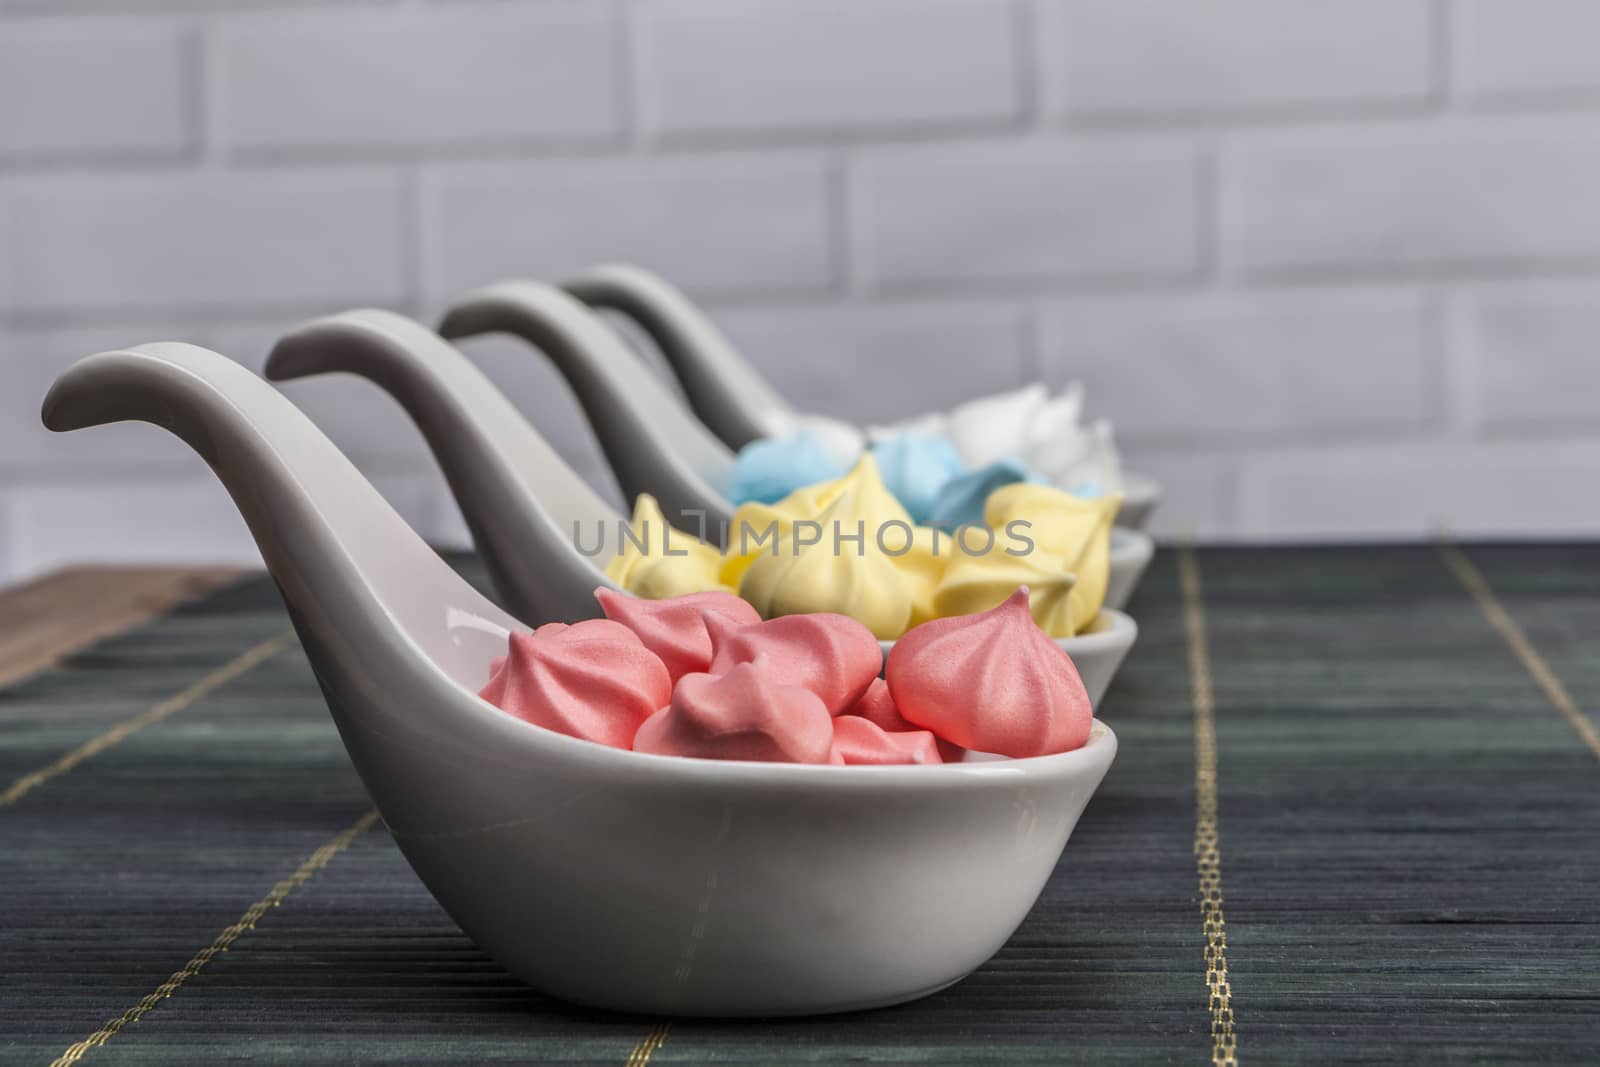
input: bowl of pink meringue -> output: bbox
[472,584,1117,1015]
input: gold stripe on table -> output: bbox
[0,629,297,809]
[1439,541,1600,764]
[51,808,380,1067]
[1178,545,1239,1067]
[625,1022,671,1066]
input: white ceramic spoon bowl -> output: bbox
[415,718,1118,1017]
[43,342,1120,1018]
[1107,527,1155,612]
[1118,473,1161,530]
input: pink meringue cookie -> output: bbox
[705,611,882,715]
[885,586,1091,758]
[479,623,671,749]
[633,660,834,764]
[843,677,914,732]
[529,618,641,644]
[595,587,761,684]
[844,678,966,763]
[829,715,943,765]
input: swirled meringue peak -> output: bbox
[721,453,905,590]
[947,383,1049,467]
[633,660,833,764]
[824,453,916,530]
[932,548,1080,638]
[705,610,882,715]
[594,587,760,684]
[1033,417,1124,498]
[604,493,728,600]
[529,618,641,644]
[985,483,1119,631]
[829,715,943,766]
[886,587,1092,758]
[479,623,671,749]
[1022,382,1084,466]
[736,491,913,640]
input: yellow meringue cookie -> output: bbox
[984,483,1120,630]
[931,546,1079,637]
[885,523,956,629]
[605,493,728,599]
[722,453,913,588]
[831,453,916,529]
[721,497,803,588]
[738,492,913,640]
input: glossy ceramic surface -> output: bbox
[1118,473,1160,531]
[564,262,794,448]
[1107,527,1155,612]
[438,280,735,534]
[265,309,624,625]
[41,342,1119,1016]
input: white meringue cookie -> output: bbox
[1022,382,1084,470]
[1035,417,1124,497]
[946,383,1049,467]
[789,380,1125,499]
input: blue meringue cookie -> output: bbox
[870,432,967,524]
[924,459,1033,530]
[727,431,850,506]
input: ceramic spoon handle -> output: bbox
[41,342,519,678]
[43,341,615,840]
[562,264,794,449]
[266,309,623,625]
[440,280,735,540]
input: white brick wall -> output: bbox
[1054,0,1433,119]
[1225,118,1600,277]
[1456,0,1600,102]
[217,5,621,154]
[1459,283,1600,430]
[638,0,1022,138]
[0,19,191,162]
[855,140,1200,288]
[2,0,1598,585]
[1037,290,1438,439]
[714,301,1033,423]
[7,170,413,312]
[425,153,833,300]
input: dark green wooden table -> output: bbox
[3,545,1597,1065]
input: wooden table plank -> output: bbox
[0,566,243,689]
